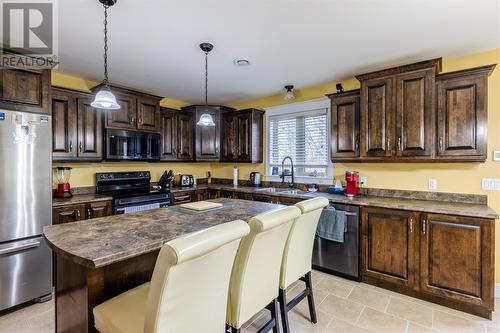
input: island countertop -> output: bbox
[43,198,284,269]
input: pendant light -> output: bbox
[197,43,216,126]
[91,0,120,110]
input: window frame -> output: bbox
[264,98,332,184]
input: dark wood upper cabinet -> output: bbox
[51,87,103,162]
[436,65,495,161]
[361,207,419,289]
[77,97,103,159]
[90,84,162,132]
[420,213,494,311]
[328,90,360,161]
[137,96,160,132]
[0,68,51,114]
[359,76,394,158]
[52,91,77,160]
[220,108,264,163]
[395,69,435,158]
[160,107,194,161]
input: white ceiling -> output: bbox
[58,0,500,104]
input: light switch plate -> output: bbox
[494,151,500,161]
[428,178,437,190]
[360,176,367,187]
[482,178,500,191]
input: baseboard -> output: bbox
[495,283,500,298]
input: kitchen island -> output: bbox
[43,198,284,333]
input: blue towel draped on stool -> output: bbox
[316,206,347,242]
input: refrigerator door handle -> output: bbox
[0,240,41,256]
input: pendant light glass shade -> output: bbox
[197,113,216,126]
[91,86,120,109]
[284,85,295,100]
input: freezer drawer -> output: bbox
[0,237,52,311]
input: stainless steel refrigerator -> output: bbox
[0,110,52,311]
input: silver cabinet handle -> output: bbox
[355,138,359,152]
[409,217,413,233]
[422,219,426,234]
[0,240,40,256]
[69,141,73,152]
[139,117,143,123]
[398,137,402,151]
[87,208,91,218]
[439,137,443,151]
[76,210,81,218]
[79,142,83,153]
[387,138,391,150]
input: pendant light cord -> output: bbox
[204,50,208,106]
[103,4,109,85]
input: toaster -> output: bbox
[173,174,194,187]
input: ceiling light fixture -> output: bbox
[284,85,295,100]
[91,0,120,110]
[197,42,216,127]
[234,59,251,66]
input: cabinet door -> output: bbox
[177,111,194,161]
[52,93,77,160]
[420,214,494,308]
[52,204,86,224]
[195,109,220,161]
[77,98,103,160]
[361,207,419,288]
[195,189,208,202]
[236,112,252,161]
[137,97,160,132]
[331,94,360,160]
[437,75,487,158]
[396,69,435,157]
[86,201,112,219]
[360,77,394,158]
[220,113,237,162]
[105,93,137,130]
[159,109,177,161]
[0,68,50,114]
[171,191,193,205]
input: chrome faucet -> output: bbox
[280,156,295,188]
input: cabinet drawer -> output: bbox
[86,201,112,219]
[172,191,194,205]
[52,204,86,224]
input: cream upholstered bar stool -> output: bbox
[93,219,250,333]
[226,206,302,333]
[278,197,329,333]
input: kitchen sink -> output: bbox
[254,187,308,195]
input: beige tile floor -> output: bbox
[1,270,498,333]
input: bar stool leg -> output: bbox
[270,298,280,333]
[278,289,291,333]
[305,271,317,323]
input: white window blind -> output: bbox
[268,108,329,178]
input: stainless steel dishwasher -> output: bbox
[312,203,360,281]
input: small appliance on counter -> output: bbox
[173,174,194,187]
[55,166,73,198]
[249,172,262,186]
[345,171,360,197]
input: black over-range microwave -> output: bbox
[105,129,160,161]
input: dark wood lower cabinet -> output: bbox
[360,206,495,319]
[361,207,419,288]
[420,214,494,314]
[171,191,194,205]
[53,201,112,224]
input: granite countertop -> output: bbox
[43,198,284,268]
[192,184,498,219]
[52,194,113,207]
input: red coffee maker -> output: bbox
[55,167,73,198]
[345,171,360,197]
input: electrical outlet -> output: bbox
[428,178,437,190]
[482,178,500,190]
[360,176,367,187]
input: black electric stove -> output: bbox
[96,171,171,214]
